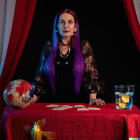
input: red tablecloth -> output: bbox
[0,103,140,140]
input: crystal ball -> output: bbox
[3,79,34,109]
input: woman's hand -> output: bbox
[89,98,105,105]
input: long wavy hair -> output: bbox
[43,9,85,97]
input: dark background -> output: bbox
[12,0,140,108]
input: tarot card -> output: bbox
[88,107,101,110]
[74,105,85,108]
[61,105,73,108]
[77,108,89,111]
[52,106,71,111]
[45,104,60,107]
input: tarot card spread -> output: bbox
[45,104,101,111]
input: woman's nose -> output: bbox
[64,22,68,28]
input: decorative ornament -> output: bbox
[24,118,55,140]
[59,46,71,58]
[56,30,62,34]
[3,79,37,109]
[73,28,77,35]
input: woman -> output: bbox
[32,9,105,105]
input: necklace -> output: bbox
[60,42,70,46]
[59,46,70,58]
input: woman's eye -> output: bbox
[59,21,64,24]
[69,21,73,24]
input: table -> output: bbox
[0,103,140,140]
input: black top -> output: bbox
[35,47,87,103]
[33,39,105,104]
[55,47,76,102]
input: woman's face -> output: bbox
[57,13,75,38]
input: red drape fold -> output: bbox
[122,0,140,52]
[0,0,37,116]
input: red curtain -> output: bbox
[0,0,37,116]
[122,0,140,52]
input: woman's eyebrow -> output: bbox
[68,19,74,21]
[59,19,74,21]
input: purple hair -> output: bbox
[43,9,85,96]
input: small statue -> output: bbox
[24,118,55,140]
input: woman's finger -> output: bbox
[91,99,105,105]
[96,100,100,105]
[97,99,105,105]
[100,100,105,105]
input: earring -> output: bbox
[73,28,77,35]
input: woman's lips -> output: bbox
[63,31,69,32]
